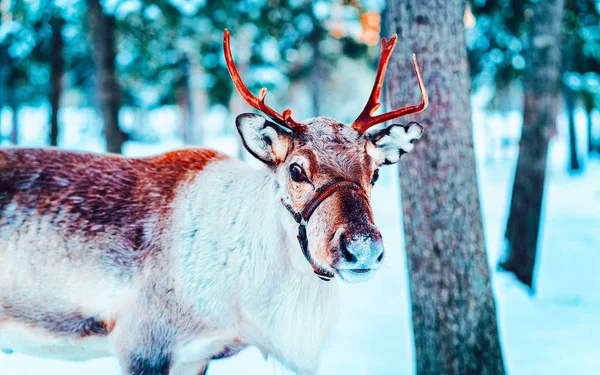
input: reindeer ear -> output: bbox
[366,122,424,165]
[236,113,292,165]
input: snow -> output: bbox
[1,104,599,374]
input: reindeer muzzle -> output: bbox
[282,179,371,281]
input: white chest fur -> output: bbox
[171,160,340,374]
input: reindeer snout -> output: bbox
[335,225,384,283]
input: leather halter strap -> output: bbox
[282,179,370,281]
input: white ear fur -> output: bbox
[366,122,424,165]
[236,113,292,165]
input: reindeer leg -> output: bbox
[198,363,209,375]
[198,363,208,375]
[124,354,172,375]
[168,360,209,375]
[114,317,175,375]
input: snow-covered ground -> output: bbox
[1,105,599,374]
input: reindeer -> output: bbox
[0,30,427,375]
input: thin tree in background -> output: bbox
[1,3,17,145]
[7,59,18,145]
[0,8,4,144]
[563,83,581,171]
[500,0,565,289]
[583,93,598,153]
[176,55,193,145]
[385,0,506,373]
[562,7,581,172]
[49,10,64,147]
[308,35,325,117]
[178,54,207,146]
[86,0,125,154]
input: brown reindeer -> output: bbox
[0,30,427,374]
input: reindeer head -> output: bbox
[224,30,428,283]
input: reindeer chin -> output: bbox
[336,268,377,283]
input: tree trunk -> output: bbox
[7,61,18,145]
[187,54,208,146]
[9,104,18,145]
[309,36,324,117]
[385,1,506,374]
[86,0,125,154]
[500,0,564,289]
[563,85,580,171]
[0,8,4,144]
[582,93,596,154]
[177,56,193,145]
[588,109,597,153]
[49,13,64,147]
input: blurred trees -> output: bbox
[468,0,600,166]
[501,0,565,289]
[0,0,372,150]
[49,8,63,147]
[0,0,91,147]
[385,0,506,373]
[561,0,600,166]
[86,0,125,154]
[0,1,52,145]
[468,0,600,289]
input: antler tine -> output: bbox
[223,29,306,132]
[352,35,429,134]
[257,88,304,131]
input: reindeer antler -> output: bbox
[352,35,429,134]
[224,29,306,133]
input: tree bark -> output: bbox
[385,1,506,374]
[177,55,193,145]
[9,103,18,145]
[588,109,597,153]
[563,85,580,171]
[309,37,324,117]
[7,60,18,145]
[49,13,64,147]
[500,0,565,289]
[582,94,596,153]
[86,0,125,154]
[182,54,208,146]
[0,8,5,144]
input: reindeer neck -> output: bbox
[169,158,339,370]
[221,161,340,367]
[226,161,323,284]
[172,159,336,296]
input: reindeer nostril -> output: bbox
[377,252,384,262]
[340,234,358,263]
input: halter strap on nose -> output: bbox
[281,179,371,281]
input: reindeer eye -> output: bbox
[290,164,308,183]
[371,169,380,185]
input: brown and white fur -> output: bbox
[0,114,423,374]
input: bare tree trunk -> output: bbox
[309,36,324,117]
[7,62,18,145]
[563,85,580,171]
[49,12,64,147]
[500,0,565,289]
[0,35,5,144]
[385,1,506,374]
[582,93,596,153]
[177,56,193,145]
[188,55,208,146]
[86,0,125,154]
[9,103,17,145]
[588,109,597,153]
[0,7,4,143]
